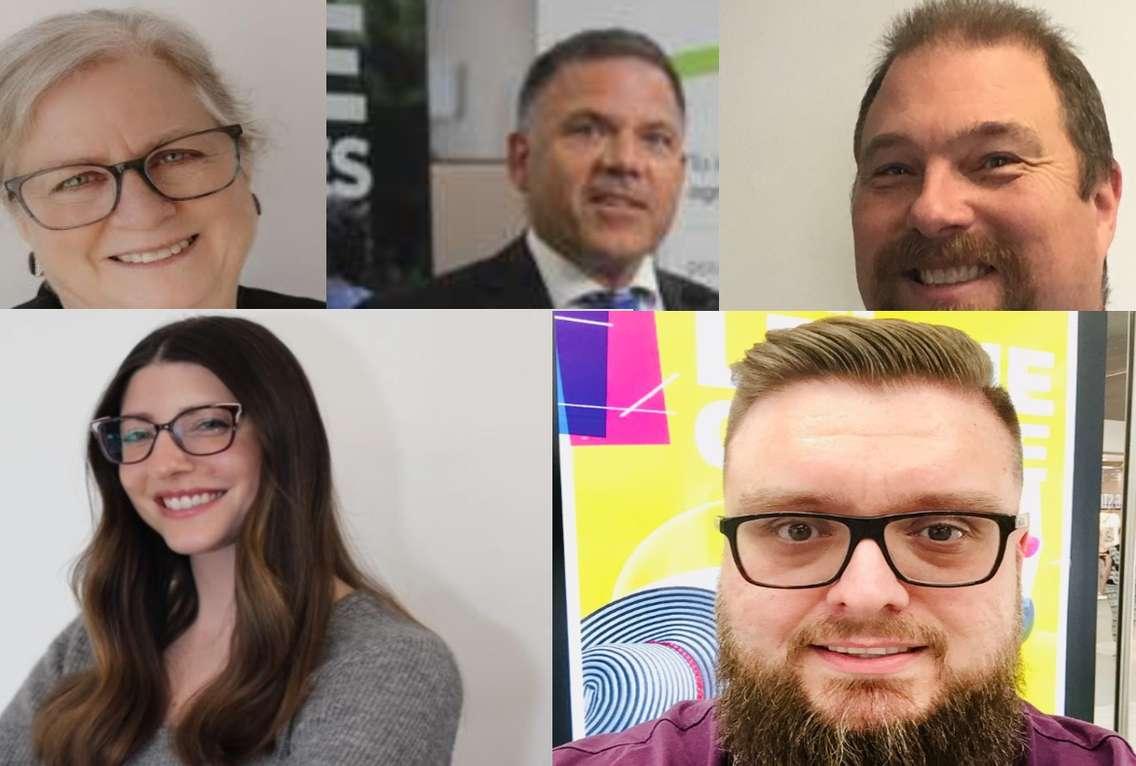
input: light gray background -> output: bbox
[0,0,325,307]
[721,0,1136,309]
[0,310,549,765]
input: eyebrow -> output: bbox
[24,125,208,171]
[118,401,225,422]
[561,108,680,133]
[731,488,1010,517]
[859,120,1045,165]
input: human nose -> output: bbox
[599,130,644,177]
[906,161,975,238]
[825,539,910,615]
[147,428,192,476]
[110,168,177,228]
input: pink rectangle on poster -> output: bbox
[571,312,671,446]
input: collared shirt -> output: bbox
[527,229,662,310]
[552,699,1136,765]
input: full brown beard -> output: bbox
[715,615,1028,765]
[869,230,1036,310]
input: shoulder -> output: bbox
[656,270,718,310]
[28,616,94,683]
[0,617,94,761]
[1025,702,1136,763]
[322,592,460,682]
[235,285,325,308]
[284,593,462,764]
[554,700,720,766]
[12,283,61,309]
[369,237,550,308]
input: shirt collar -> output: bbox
[526,229,662,309]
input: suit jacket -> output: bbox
[13,283,325,309]
[369,236,719,310]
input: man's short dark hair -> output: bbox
[516,28,685,130]
[853,0,1114,200]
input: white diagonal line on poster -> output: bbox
[559,403,675,416]
[619,373,679,418]
[554,316,613,328]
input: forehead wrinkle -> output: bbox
[860,120,1044,166]
[14,56,213,174]
[731,484,1009,519]
[538,59,682,125]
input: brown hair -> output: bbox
[724,316,1021,475]
[852,0,1114,199]
[33,316,413,766]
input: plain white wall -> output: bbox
[721,0,1136,309]
[0,0,325,307]
[0,310,550,766]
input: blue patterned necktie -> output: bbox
[573,288,648,310]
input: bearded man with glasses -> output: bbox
[555,316,1136,766]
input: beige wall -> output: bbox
[431,164,527,274]
[426,0,535,275]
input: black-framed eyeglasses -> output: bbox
[4,124,243,231]
[90,403,242,465]
[719,511,1028,589]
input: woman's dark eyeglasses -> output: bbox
[4,125,243,231]
[90,403,242,465]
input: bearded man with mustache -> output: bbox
[850,0,1121,310]
[554,317,1136,766]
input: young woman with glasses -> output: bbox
[0,9,323,308]
[0,316,461,764]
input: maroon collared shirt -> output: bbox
[553,699,1136,765]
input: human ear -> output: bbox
[506,131,531,193]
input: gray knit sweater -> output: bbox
[0,592,462,765]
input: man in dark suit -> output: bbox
[374,29,717,310]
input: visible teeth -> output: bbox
[161,491,222,511]
[825,646,913,656]
[116,237,193,264]
[918,265,983,285]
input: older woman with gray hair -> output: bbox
[0,9,323,308]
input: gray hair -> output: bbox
[0,8,261,180]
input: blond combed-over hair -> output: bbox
[725,316,1022,476]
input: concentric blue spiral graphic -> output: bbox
[581,586,718,735]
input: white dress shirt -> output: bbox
[526,229,662,309]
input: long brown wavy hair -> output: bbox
[33,316,412,766]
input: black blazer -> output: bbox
[369,236,719,310]
[13,283,325,309]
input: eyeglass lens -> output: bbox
[19,130,238,229]
[733,514,1004,587]
[95,406,238,464]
